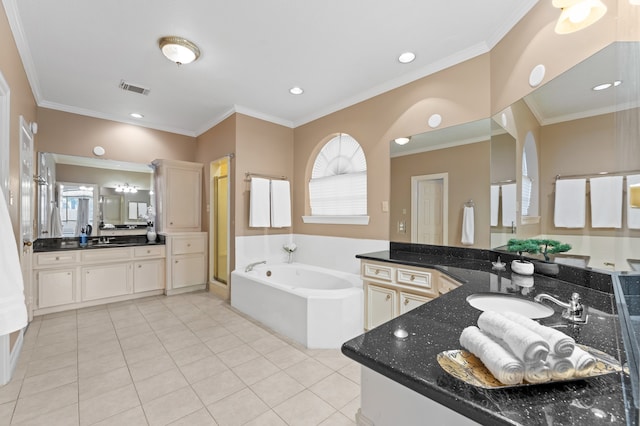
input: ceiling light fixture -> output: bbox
[394,137,410,145]
[158,36,201,65]
[552,0,607,34]
[130,113,144,119]
[398,52,416,64]
[289,87,304,95]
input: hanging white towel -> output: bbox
[0,186,28,336]
[501,184,517,228]
[590,176,623,228]
[249,177,271,228]
[490,185,499,227]
[50,205,63,238]
[627,175,640,229]
[554,179,586,228]
[461,205,474,245]
[270,179,291,228]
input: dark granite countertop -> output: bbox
[33,235,165,252]
[342,245,636,426]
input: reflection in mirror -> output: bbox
[390,119,491,248]
[492,41,640,272]
[37,153,154,238]
[490,119,516,248]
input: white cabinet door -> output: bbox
[37,268,76,308]
[134,259,164,293]
[172,255,206,289]
[154,160,203,233]
[399,291,432,315]
[367,284,397,330]
[82,263,132,301]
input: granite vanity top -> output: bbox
[33,235,165,252]
[342,247,636,426]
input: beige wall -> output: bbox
[234,114,294,237]
[56,165,152,190]
[195,114,237,274]
[390,142,491,247]
[36,108,197,164]
[293,54,491,241]
[0,5,37,243]
[540,111,640,238]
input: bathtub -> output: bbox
[230,263,364,349]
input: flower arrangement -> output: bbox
[140,205,156,229]
[283,242,297,263]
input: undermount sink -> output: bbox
[466,293,555,319]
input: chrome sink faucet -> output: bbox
[245,260,266,272]
[534,292,587,323]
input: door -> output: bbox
[19,117,34,320]
[411,173,448,245]
[366,284,397,330]
[209,157,231,293]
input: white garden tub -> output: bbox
[230,263,363,348]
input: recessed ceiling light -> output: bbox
[398,52,416,64]
[394,137,410,145]
[130,113,144,119]
[592,83,612,91]
[614,80,622,86]
[289,87,304,95]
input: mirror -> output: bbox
[390,41,640,272]
[37,153,154,238]
[390,119,492,248]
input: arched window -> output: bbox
[305,133,368,223]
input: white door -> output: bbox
[411,174,448,245]
[19,117,34,321]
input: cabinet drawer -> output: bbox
[397,268,432,289]
[81,248,131,263]
[34,251,79,267]
[172,237,205,255]
[439,274,461,294]
[134,245,165,258]
[363,263,393,282]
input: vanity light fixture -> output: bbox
[130,113,144,119]
[552,0,607,34]
[289,87,304,95]
[398,52,416,64]
[158,36,201,65]
[115,183,138,194]
[394,137,410,145]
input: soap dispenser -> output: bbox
[80,227,88,247]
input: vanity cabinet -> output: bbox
[153,159,203,233]
[165,232,207,295]
[361,260,461,330]
[33,245,166,314]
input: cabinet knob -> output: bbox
[404,298,410,305]
[375,269,379,274]
[175,260,179,264]
[187,243,191,247]
[55,256,60,261]
[147,250,151,254]
[170,222,174,225]
[385,294,391,301]
[138,265,142,268]
[410,275,415,281]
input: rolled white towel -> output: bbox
[478,311,550,363]
[570,346,596,377]
[524,361,552,384]
[547,354,575,380]
[502,312,575,358]
[459,326,524,385]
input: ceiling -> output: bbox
[4,0,539,137]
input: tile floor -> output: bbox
[0,291,361,425]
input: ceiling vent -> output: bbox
[119,80,150,96]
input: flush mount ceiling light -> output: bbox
[552,0,607,34]
[158,36,201,65]
[289,87,304,95]
[398,52,416,64]
[394,137,410,145]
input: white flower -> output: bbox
[283,243,297,253]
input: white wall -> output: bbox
[235,234,388,275]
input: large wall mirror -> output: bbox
[37,153,154,238]
[390,41,640,272]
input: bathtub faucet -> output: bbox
[245,260,266,272]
